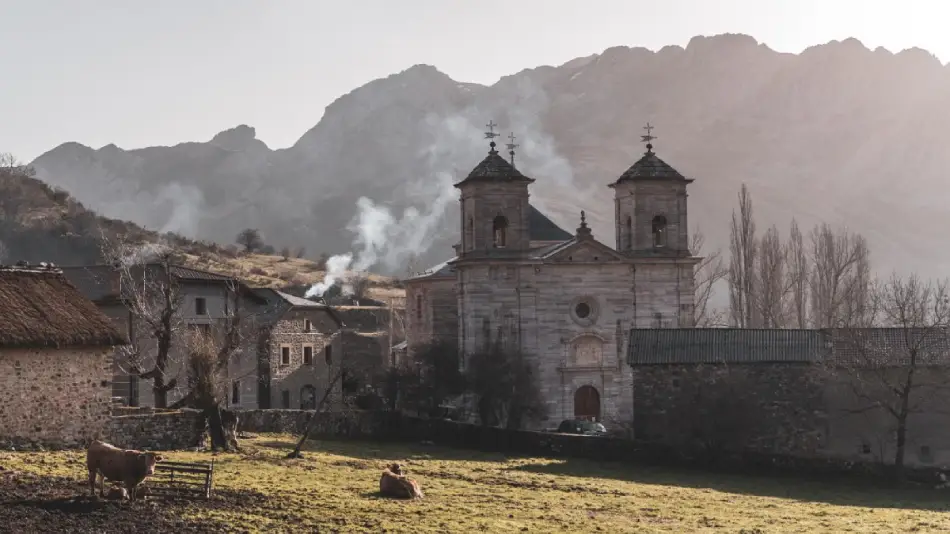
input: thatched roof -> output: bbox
[0,267,128,349]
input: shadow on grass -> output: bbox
[254,437,511,464]
[509,458,950,512]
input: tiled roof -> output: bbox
[168,265,235,282]
[455,149,534,186]
[628,328,823,365]
[249,288,345,327]
[407,257,457,281]
[611,150,691,186]
[529,205,572,241]
[827,328,950,366]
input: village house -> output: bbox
[628,328,950,468]
[235,289,345,410]
[406,123,697,428]
[61,262,272,407]
[0,264,126,448]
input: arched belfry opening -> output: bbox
[652,215,667,248]
[493,215,508,248]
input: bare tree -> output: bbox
[294,246,307,259]
[690,229,728,327]
[786,219,810,328]
[757,225,786,327]
[102,239,187,408]
[826,273,950,483]
[236,228,263,253]
[809,223,871,328]
[0,239,7,265]
[728,184,759,327]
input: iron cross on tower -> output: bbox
[641,122,656,153]
[506,132,519,166]
[484,120,500,152]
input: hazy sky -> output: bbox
[2,0,947,161]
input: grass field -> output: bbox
[1,434,948,533]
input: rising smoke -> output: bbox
[305,78,581,298]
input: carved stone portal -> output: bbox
[572,336,604,367]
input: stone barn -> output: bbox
[0,265,127,448]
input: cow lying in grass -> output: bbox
[86,440,164,501]
[379,463,424,499]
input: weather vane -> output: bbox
[641,122,656,152]
[484,120,500,152]
[506,132,519,166]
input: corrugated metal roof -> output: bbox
[628,328,823,365]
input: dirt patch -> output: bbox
[0,471,259,533]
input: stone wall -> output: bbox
[633,363,827,456]
[406,277,458,356]
[0,347,113,449]
[108,409,203,450]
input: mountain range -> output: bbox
[28,33,950,279]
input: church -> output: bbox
[404,122,698,428]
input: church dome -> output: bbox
[611,149,691,185]
[454,145,535,187]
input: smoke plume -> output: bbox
[305,78,580,298]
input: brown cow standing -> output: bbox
[379,463,424,499]
[86,440,164,501]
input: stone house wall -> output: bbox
[258,309,342,410]
[0,347,113,448]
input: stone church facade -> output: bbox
[405,128,698,428]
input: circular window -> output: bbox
[569,297,599,326]
[574,302,592,319]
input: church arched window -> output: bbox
[625,216,633,250]
[493,216,508,248]
[652,215,667,248]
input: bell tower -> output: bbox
[609,123,692,256]
[455,121,534,255]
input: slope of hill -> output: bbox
[0,163,402,302]
[29,34,950,279]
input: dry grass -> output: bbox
[2,435,949,533]
[178,252,405,303]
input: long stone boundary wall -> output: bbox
[8,407,947,485]
[237,410,949,485]
[108,409,204,450]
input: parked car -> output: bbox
[554,419,607,436]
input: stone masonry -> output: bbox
[257,308,342,410]
[633,364,827,457]
[0,347,113,448]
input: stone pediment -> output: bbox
[542,238,626,263]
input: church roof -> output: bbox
[610,149,692,186]
[528,205,572,241]
[455,147,535,187]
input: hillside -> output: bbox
[0,162,403,302]
[28,34,950,279]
